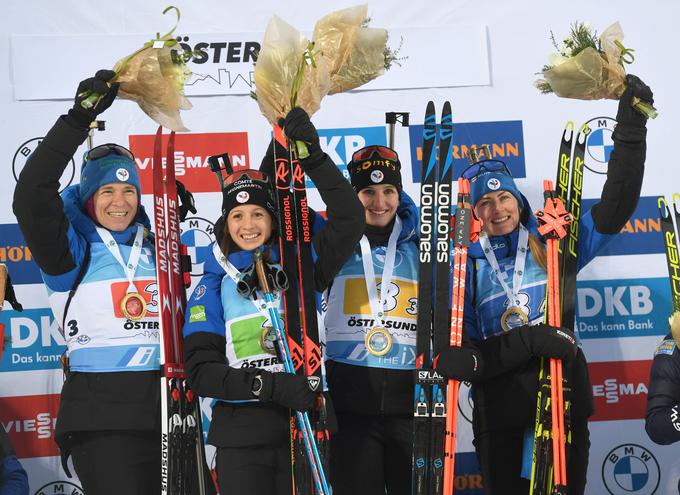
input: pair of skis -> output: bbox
[413,101,479,495]
[270,126,330,495]
[152,127,211,495]
[530,122,588,494]
[658,194,680,314]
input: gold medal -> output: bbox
[260,326,277,355]
[500,307,529,332]
[121,292,147,321]
[365,327,393,356]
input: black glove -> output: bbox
[68,69,119,130]
[175,180,197,222]
[616,74,654,127]
[436,345,483,382]
[280,107,324,169]
[259,371,317,411]
[517,323,577,361]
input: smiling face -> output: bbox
[93,182,139,231]
[227,204,274,251]
[474,189,521,237]
[357,184,400,228]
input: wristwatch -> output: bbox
[251,373,263,397]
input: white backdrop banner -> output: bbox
[0,0,677,494]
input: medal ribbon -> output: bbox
[96,224,145,294]
[478,224,529,309]
[359,216,402,327]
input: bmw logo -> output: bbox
[180,217,215,278]
[583,116,616,175]
[601,443,660,495]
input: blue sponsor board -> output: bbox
[576,277,671,339]
[409,121,526,182]
[453,451,485,494]
[0,308,65,371]
[0,223,42,285]
[312,126,387,188]
[582,196,665,256]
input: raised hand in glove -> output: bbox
[617,74,655,126]
[517,323,577,361]
[435,345,483,382]
[68,70,119,130]
[279,107,325,170]
[258,370,318,411]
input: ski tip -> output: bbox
[442,101,452,114]
[426,101,435,113]
[562,121,575,139]
[576,123,591,143]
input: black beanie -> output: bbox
[347,146,402,192]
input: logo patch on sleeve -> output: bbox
[655,339,676,356]
[189,305,207,323]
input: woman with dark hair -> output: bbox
[182,108,365,494]
[324,144,482,495]
[462,75,654,494]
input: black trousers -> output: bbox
[216,442,293,495]
[331,412,412,495]
[474,418,590,495]
[70,430,160,495]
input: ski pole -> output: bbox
[253,249,331,495]
[535,180,572,494]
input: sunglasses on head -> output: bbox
[460,160,512,180]
[223,169,269,187]
[85,143,135,163]
[351,145,399,163]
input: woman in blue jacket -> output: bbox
[462,75,653,494]
[182,108,365,495]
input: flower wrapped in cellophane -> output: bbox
[535,21,657,118]
[312,4,391,94]
[254,15,331,127]
[82,6,193,131]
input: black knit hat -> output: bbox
[347,145,402,192]
[221,170,277,219]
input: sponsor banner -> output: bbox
[0,393,60,458]
[277,126,387,189]
[128,132,250,194]
[12,26,489,99]
[0,224,42,285]
[576,278,671,339]
[408,121,526,182]
[0,308,66,371]
[589,360,651,422]
[582,196,665,256]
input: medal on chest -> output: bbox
[359,217,402,356]
[97,225,148,321]
[480,225,531,333]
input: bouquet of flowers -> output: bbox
[534,21,657,119]
[81,6,193,131]
[254,5,402,155]
[312,4,398,94]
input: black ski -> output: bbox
[413,101,438,495]
[271,128,310,494]
[429,101,453,495]
[659,195,680,312]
